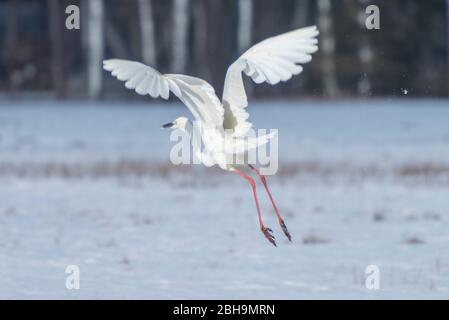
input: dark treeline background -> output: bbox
[0,0,448,101]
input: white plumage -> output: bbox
[103,26,320,245]
[222,26,319,136]
[103,60,224,128]
[103,25,319,170]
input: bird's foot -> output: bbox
[279,219,292,242]
[261,226,277,247]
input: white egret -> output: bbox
[103,26,319,246]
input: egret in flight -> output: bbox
[103,26,319,246]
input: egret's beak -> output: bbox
[161,122,174,129]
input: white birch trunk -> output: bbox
[87,0,104,100]
[171,0,189,73]
[317,0,339,97]
[237,0,252,53]
[138,0,157,66]
[357,0,373,95]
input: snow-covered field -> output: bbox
[1,99,449,299]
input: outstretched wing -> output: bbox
[103,59,224,128]
[222,26,319,136]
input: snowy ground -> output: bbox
[1,99,449,299]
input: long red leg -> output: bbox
[249,165,292,242]
[234,168,276,246]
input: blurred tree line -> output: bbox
[0,0,448,100]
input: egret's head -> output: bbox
[161,117,189,130]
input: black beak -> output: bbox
[161,122,174,129]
